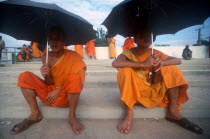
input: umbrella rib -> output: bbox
[29,17,40,24]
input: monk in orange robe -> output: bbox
[31,42,41,58]
[112,30,203,134]
[122,37,134,51]
[17,44,31,62]
[85,40,96,59]
[11,27,86,135]
[108,37,116,59]
[74,44,84,58]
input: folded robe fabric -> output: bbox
[17,50,86,107]
[117,49,189,112]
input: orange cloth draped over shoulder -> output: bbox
[17,50,86,107]
[117,49,189,112]
[85,40,96,56]
[32,42,41,58]
[74,45,84,58]
[108,38,116,58]
[122,38,134,51]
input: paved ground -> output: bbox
[0,118,210,139]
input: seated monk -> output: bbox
[17,44,30,62]
[112,29,203,134]
[11,26,86,134]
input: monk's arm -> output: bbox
[41,54,54,85]
[112,54,148,68]
[161,56,182,66]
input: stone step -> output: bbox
[0,69,210,76]
[0,64,210,70]
[0,87,209,119]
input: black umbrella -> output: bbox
[0,0,96,46]
[102,0,210,38]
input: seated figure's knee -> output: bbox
[18,71,34,80]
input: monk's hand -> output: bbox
[46,88,61,104]
[40,64,50,77]
[143,56,154,68]
[152,54,162,71]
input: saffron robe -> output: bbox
[117,49,189,112]
[17,50,86,107]
[85,40,96,57]
[32,42,41,58]
[122,38,134,51]
[108,38,117,58]
[74,45,84,58]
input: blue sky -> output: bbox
[0,0,209,47]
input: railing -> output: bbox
[0,47,20,64]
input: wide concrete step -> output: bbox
[0,74,209,87]
[0,87,209,119]
[0,64,210,70]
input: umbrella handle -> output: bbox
[46,40,49,64]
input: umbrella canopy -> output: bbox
[102,0,210,38]
[0,0,96,45]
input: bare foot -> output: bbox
[27,113,42,121]
[69,118,84,134]
[166,110,183,120]
[117,110,133,134]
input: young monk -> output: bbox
[11,26,86,134]
[85,39,96,59]
[112,29,203,134]
[108,37,117,59]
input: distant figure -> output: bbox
[64,46,67,49]
[17,44,31,62]
[108,37,116,59]
[74,45,84,58]
[122,37,134,51]
[0,36,5,60]
[31,42,41,58]
[182,44,192,60]
[85,40,96,59]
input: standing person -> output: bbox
[122,37,134,51]
[11,26,86,134]
[74,44,84,58]
[85,39,96,59]
[0,36,5,60]
[31,42,41,58]
[112,29,203,134]
[182,44,192,60]
[108,37,117,59]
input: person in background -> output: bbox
[0,36,5,60]
[182,44,192,60]
[108,37,117,59]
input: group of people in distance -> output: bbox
[10,26,202,135]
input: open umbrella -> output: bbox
[0,0,96,46]
[102,0,210,85]
[102,0,210,38]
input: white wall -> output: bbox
[68,46,209,59]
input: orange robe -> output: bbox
[74,45,84,58]
[117,49,189,112]
[108,38,116,58]
[122,38,134,51]
[85,40,96,57]
[64,46,67,49]
[17,50,86,107]
[17,52,25,62]
[32,42,41,58]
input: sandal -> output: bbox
[10,118,42,135]
[166,117,203,134]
